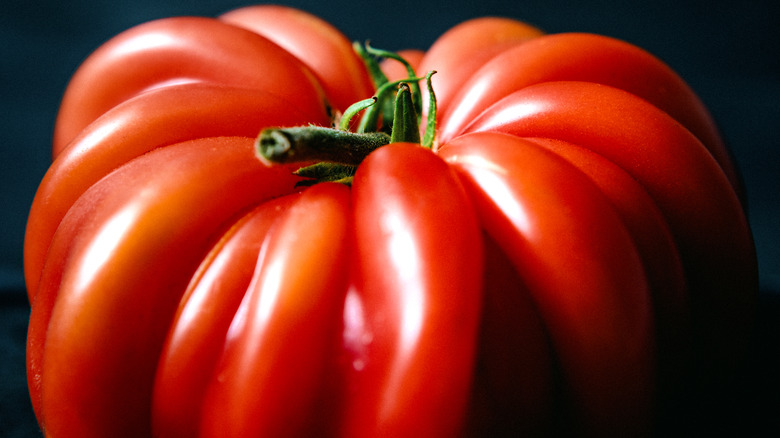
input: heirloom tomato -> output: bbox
[26,4,756,437]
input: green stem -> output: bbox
[256,126,390,165]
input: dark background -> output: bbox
[2,1,777,436]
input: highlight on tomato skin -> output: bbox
[24,84,332,301]
[218,4,375,113]
[49,16,330,159]
[25,4,757,437]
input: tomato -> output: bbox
[441,132,655,434]
[416,17,544,119]
[24,83,331,299]
[434,33,743,198]
[218,5,374,114]
[26,4,756,437]
[460,81,756,367]
[49,14,363,158]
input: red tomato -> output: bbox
[218,5,374,113]
[25,83,331,299]
[416,17,544,118]
[434,33,742,198]
[50,15,333,158]
[460,81,756,368]
[26,5,756,437]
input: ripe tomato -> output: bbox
[26,4,756,437]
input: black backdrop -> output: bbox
[2,1,778,436]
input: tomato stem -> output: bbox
[256,126,390,165]
[257,47,437,185]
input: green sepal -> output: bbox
[358,76,426,134]
[365,43,422,120]
[294,162,357,187]
[353,41,389,90]
[339,97,377,131]
[422,70,438,149]
[390,82,421,144]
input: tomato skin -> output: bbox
[27,6,758,437]
[25,83,329,299]
[199,183,352,437]
[436,33,740,198]
[440,132,654,435]
[339,144,483,437]
[152,194,299,438]
[521,136,690,407]
[466,234,554,436]
[463,81,757,369]
[416,17,544,118]
[521,137,688,347]
[219,5,375,112]
[51,16,327,157]
[28,137,303,437]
